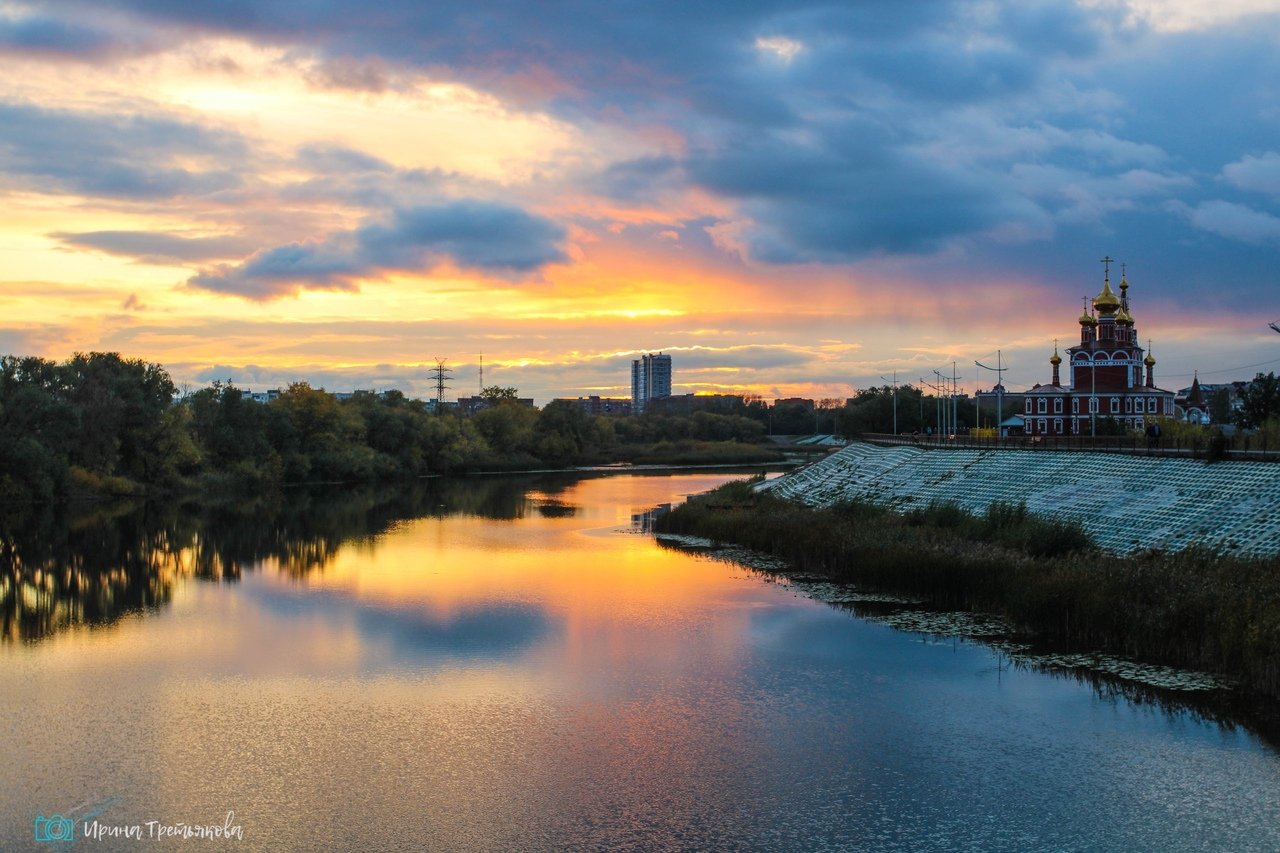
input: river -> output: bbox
[2,471,1278,851]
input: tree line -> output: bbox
[0,353,778,503]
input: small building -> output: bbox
[457,395,534,416]
[1022,261,1176,436]
[645,393,746,415]
[999,414,1026,437]
[555,396,633,416]
[244,388,282,404]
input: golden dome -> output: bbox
[1144,351,1156,367]
[1050,342,1061,366]
[1079,309,1097,326]
[1093,277,1121,315]
[1115,307,1133,325]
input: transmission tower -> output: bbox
[433,357,453,406]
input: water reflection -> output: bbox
[3,471,1279,852]
[664,543,1280,751]
[0,473,606,643]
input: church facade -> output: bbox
[1023,261,1176,436]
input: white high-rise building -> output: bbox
[631,352,672,415]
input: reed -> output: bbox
[656,481,1280,698]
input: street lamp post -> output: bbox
[880,371,897,436]
[975,349,1006,440]
[1091,359,1097,439]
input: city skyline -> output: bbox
[2,1,1280,404]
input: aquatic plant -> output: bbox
[656,481,1280,698]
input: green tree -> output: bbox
[480,386,521,402]
[1236,373,1280,430]
[474,402,537,456]
[61,352,177,479]
[1210,388,1233,425]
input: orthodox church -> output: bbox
[1023,260,1176,436]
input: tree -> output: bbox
[61,352,177,478]
[1209,388,1233,425]
[1235,373,1280,430]
[474,402,537,455]
[480,386,521,402]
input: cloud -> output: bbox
[686,121,1018,261]
[51,230,255,263]
[1178,200,1280,244]
[1222,152,1280,197]
[293,143,394,174]
[0,100,248,200]
[9,0,1280,321]
[0,13,118,57]
[189,200,567,299]
[302,54,398,92]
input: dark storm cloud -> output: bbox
[189,200,567,298]
[0,101,248,199]
[50,230,255,263]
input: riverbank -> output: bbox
[765,441,1280,557]
[42,440,788,505]
[655,479,1280,699]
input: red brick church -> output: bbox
[1023,259,1175,436]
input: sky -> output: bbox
[2,0,1280,403]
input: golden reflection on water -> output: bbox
[302,477,740,620]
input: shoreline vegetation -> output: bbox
[0,352,786,505]
[655,479,1280,700]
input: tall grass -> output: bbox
[656,481,1280,698]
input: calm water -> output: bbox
[3,471,1279,852]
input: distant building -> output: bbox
[645,394,745,415]
[1174,376,1244,425]
[773,397,815,410]
[244,388,282,404]
[976,383,1025,421]
[555,396,633,416]
[1023,262,1175,436]
[457,395,534,416]
[631,352,672,415]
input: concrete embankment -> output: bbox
[759,442,1280,558]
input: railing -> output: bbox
[858,432,1280,462]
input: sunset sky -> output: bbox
[3,0,1280,403]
